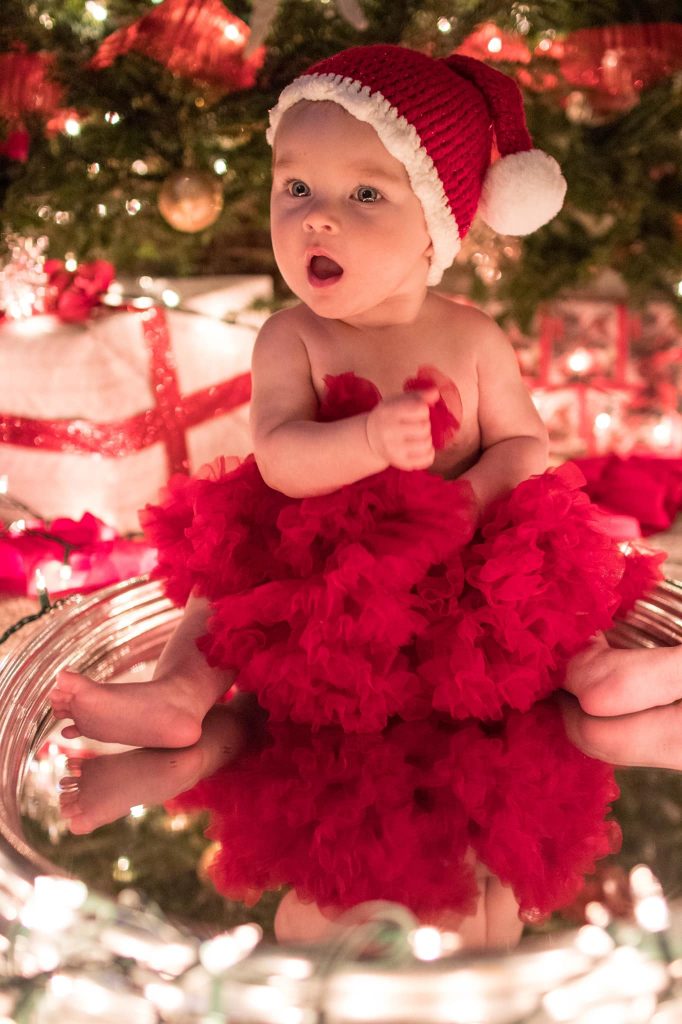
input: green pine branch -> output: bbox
[1,1,681,320]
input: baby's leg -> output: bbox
[564,633,682,716]
[430,863,522,952]
[274,891,338,944]
[58,704,251,833]
[49,593,232,748]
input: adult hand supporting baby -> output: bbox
[561,694,682,770]
[562,634,682,769]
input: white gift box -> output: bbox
[0,275,271,533]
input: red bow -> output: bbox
[44,259,115,323]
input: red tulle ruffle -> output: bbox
[143,372,663,731]
[169,702,620,922]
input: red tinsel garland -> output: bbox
[90,0,265,92]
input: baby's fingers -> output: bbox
[412,385,440,406]
[395,392,437,422]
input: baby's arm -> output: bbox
[251,312,437,498]
[459,314,548,510]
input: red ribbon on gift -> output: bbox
[0,305,251,475]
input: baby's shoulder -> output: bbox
[429,293,511,354]
[253,303,308,354]
[430,292,499,333]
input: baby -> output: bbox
[50,44,661,748]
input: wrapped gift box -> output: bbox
[532,383,634,460]
[505,296,682,459]
[0,275,271,533]
[511,298,634,388]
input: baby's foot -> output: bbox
[57,704,254,833]
[59,746,203,834]
[49,670,207,749]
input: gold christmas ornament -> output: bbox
[157,169,224,232]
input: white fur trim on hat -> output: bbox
[479,149,567,237]
[267,74,461,286]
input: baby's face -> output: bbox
[270,101,433,325]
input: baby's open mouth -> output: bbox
[309,254,343,281]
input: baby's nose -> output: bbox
[303,199,339,233]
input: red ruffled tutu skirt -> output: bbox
[169,703,621,922]
[142,372,663,732]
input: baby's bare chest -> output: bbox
[303,321,483,476]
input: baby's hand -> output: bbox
[366,387,439,470]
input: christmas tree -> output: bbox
[1,0,681,326]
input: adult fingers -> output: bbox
[565,643,682,717]
[560,692,682,770]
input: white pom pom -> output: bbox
[478,149,567,236]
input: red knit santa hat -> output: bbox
[267,44,567,285]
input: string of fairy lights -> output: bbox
[0,856,681,1021]
[0,485,64,646]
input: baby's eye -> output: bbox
[354,185,381,203]
[287,180,311,198]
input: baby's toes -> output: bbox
[59,792,81,813]
[49,686,75,717]
[54,669,85,694]
[68,813,97,836]
[60,723,83,740]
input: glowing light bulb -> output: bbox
[584,902,611,929]
[487,35,503,53]
[64,255,78,272]
[162,288,180,307]
[144,982,185,1013]
[21,877,87,931]
[437,17,452,33]
[576,923,614,958]
[224,23,244,42]
[104,111,121,125]
[410,926,444,961]
[566,348,593,375]
[64,117,81,137]
[594,412,611,431]
[214,158,228,174]
[636,895,670,933]
[200,925,261,974]
[86,1,108,20]
[652,418,673,448]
